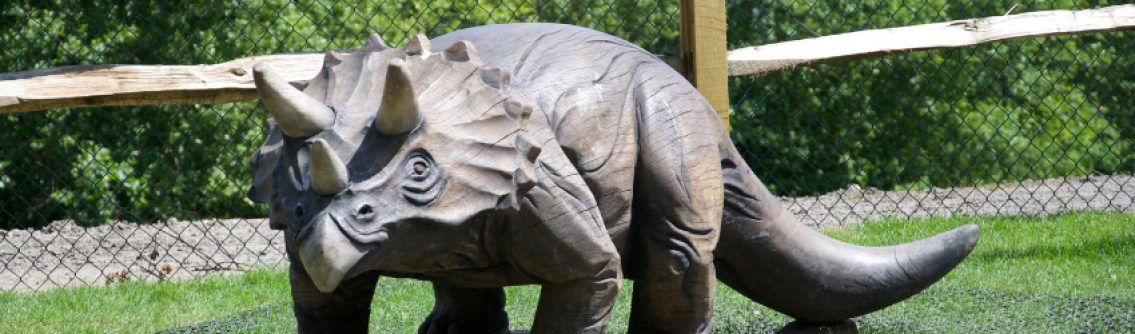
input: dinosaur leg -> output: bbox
[288,254,382,334]
[626,221,717,334]
[418,283,510,334]
[627,94,724,334]
[711,138,979,323]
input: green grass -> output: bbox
[824,211,1135,298]
[3,211,1133,333]
[0,269,289,334]
[819,211,1135,333]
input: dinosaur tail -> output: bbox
[712,146,979,323]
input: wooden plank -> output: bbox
[681,0,730,129]
[0,52,330,114]
[3,5,1131,115]
[0,52,685,115]
[727,4,1135,77]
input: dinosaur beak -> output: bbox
[295,215,374,293]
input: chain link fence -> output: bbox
[0,0,681,292]
[1,0,1131,292]
[727,1,1135,227]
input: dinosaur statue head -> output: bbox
[247,34,538,292]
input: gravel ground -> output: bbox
[2,174,1134,292]
[786,174,1135,229]
[0,217,285,292]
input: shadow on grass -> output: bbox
[851,288,1135,334]
[155,281,1135,334]
[156,213,1135,333]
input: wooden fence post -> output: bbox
[6,5,1128,116]
[680,0,730,129]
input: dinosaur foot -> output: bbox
[420,284,510,334]
[775,319,859,334]
[417,307,511,334]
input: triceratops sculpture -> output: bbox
[246,23,979,334]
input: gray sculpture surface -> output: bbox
[246,23,980,334]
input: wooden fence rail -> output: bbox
[727,4,1135,77]
[2,4,1132,126]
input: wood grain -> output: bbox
[681,0,731,129]
[0,52,332,114]
[728,4,1135,77]
[1,5,1130,116]
[0,52,683,116]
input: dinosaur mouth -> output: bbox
[296,214,377,293]
[333,213,392,244]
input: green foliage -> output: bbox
[0,104,265,227]
[0,0,679,228]
[3,0,1131,226]
[727,0,1135,196]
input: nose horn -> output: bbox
[374,58,422,135]
[310,139,349,196]
[253,63,335,138]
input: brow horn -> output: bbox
[253,63,335,138]
[309,139,349,196]
[374,58,422,135]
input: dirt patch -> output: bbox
[786,174,1135,229]
[3,174,1133,292]
[0,218,285,292]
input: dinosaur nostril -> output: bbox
[294,205,304,217]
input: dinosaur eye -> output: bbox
[406,155,433,181]
[402,154,441,205]
[358,205,373,216]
